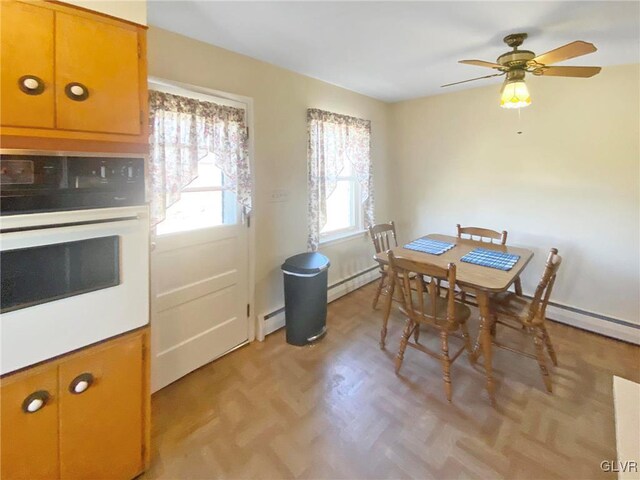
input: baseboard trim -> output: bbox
[257,266,379,341]
[257,270,640,345]
[467,291,640,345]
[544,304,639,345]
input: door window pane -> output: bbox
[156,191,237,235]
[187,154,223,189]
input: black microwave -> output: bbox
[0,153,146,215]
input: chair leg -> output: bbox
[380,275,394,350]
[541,324,558,366]
[395,320,415,374]
[372,272,386,309]
[514,277,523,296]
[460,321,473,353]
[440,331,452,402]
[533,327,553,393]
[490,315,497,338]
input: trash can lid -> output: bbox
[282,252,330,275]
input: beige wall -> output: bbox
[389,64,640,325]
[147,27,391,317]
[61,0,147,25]
[148,26,639,331]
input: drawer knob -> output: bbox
[22,390,50,413]
[69,372,94,394]
[18,75,45,95]
[65,82,89,101]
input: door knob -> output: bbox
[22,390,50,413]
[18,75,45,95]
[69,372,94,394]
[65,82,89,101]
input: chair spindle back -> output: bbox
[456,224,508,245]
[525,248,562,323]
[388,251,458,327]
[369,222,398,254]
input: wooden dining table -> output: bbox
[374,233,534,404]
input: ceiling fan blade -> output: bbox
[459,60,503,69]
[537,66,602,78]
[532,41,597,66]
[441,73,504,88]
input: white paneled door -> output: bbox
[150,218,250,392]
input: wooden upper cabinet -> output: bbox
[0,365,60,480]
[58,333,144,480]
[0,0,148,153]
[0,1,55,128]
[55,12,141,135]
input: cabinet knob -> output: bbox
[22,390,50,413]
[18,75,45,95]
[65,82,89,101]
[69,372,94,394]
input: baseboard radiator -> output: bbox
[257,265,379,341]
[258,268,640,345]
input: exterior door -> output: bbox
[149,84,251,392]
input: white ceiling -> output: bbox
[148,1,640,102]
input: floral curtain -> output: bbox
[148,90,251,226]
[307,108,374,251]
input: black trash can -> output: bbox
[281,252,330,346]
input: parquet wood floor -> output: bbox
[142,282,640,480]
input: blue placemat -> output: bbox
[404,238,455,256]
[461,248,520,271]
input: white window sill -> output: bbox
[320,229,368,247]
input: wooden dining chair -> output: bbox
[489,248,562,392]
[369,221,399,309]
[456,224,523,297]
[388,251,473,402]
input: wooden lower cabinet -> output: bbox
[0,364,59,480]
[0,328,149,480]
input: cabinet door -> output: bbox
[58,334,143,480]
[55,11,141,135]
[0,1,55,128]
[0,365,60,480]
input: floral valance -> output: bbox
[148,90,251,226]
[307,108,372,131]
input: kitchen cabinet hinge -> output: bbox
[247,304,250,317]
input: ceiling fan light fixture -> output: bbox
[500,79,531,109]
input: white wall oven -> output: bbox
[0,152,149,375]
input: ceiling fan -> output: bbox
[442,33,602,109]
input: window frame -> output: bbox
[319,172,365,244]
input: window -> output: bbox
[155,152,237,236]
[149,83,251,236]
[320,160,363,240]
[307,108,374,250]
